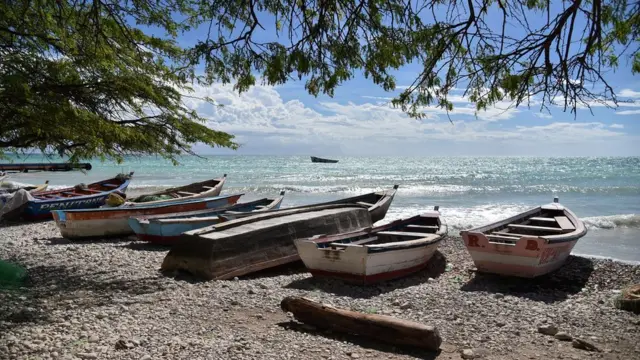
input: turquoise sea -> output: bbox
[3,155,639,263]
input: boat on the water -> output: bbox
[460,197,587,278]
[128,191,286,245]
[161,204,373,280]
[0,173,133,221]
[51,193,244,240]
[127,174,228,205]
[310,156,338,163]
[294,207,446,285]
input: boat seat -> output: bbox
[328,236,378,248]
[405,224,439,231]
[554,216,576,231]
[492,231,539,238]
[63,192,84,196]
[507,224,565,233]
[202,186,216,190]
[529,217,557,224]
[83,189,102,193]
[356,201,375,207]
[177,191,196,196]
[103,183,118,188]
[487,234,519,241]
[377,231,428,238]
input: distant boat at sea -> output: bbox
[311,156,338,163]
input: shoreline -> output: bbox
[1,222,639,359]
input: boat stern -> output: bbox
[461,232,578,278]
[294,239,369,284]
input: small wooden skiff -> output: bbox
[265,185,399,224]
[294,207,446,284]
[161,204,373,280]
[460,197,587,278]
[128,191,286,245]
[127,174,227,205]
[52,193,243,239]
[310,156,338,163]
[1,173,133,221]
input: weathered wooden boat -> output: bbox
[460,197,587,278]
[294,207,446,284]
[161,204,373,280]
[310,156,338,163]
[52,193,244,240]
[128,191,286,245]
[0,162,92,172]
[127,174,227,205]
[283,185,399,224]
[0,173,133,221]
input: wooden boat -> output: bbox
[1,173,133,221]
[280,185,399,224]
[128,191,286,245]
[294,207,446,284]
[51,193,244,239]
[127,174,227,205]
[0,162,92,172]
[311,156,338,163]
[135,185,398,245]
[460,197,587,278]
[161,205,373,280]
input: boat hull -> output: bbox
[461,233,579,278]
[161,206,373,280]
[297,239,442,285]
[53,194,242,239]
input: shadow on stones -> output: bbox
[460,255,595,303]
[43,236,135,245]
[276,321,441,360]
[0,263,169,332]
[122,242,171,252]
[284,251,448,299]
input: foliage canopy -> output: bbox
[1,0,638,161]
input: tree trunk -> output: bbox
[280,296,442,351]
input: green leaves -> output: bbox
[1,0,236,163]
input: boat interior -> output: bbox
[484,207,577,244]
[33,178,128,200]
[148,197,278,222]
[129,177,223,203]
[317,214,442,249]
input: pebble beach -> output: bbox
[1,221,639,360]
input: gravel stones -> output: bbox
[1,222,639,359]
[538,325,559,336]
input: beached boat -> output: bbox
[460,197,587,278]
[161,205,373,280]
[294,207,446,284]
[133,185,398,245]
[0,173,133,221]
[128,191,286,245]
[51,193,244,240]
[127,174,228,205]
[310,156,338,163]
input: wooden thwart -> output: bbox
[280,296,442,351]
[529,217,557,223]
[507,224,565,233]
[404,224,439,231]
[555,216,576,231]
[377,231,429,238]
[356,201,374,207]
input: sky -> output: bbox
[172,4,640,157]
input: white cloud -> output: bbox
[616,109,640,116]
[619,89,640,98]
[610,124,624,129]
[181,83,631,156]
[533,112,553,119]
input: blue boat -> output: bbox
[128,191,286,245]
[51,193,245,239]
[1,172,133,221]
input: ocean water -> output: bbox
[3,155,639,263]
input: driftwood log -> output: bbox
[280,296,442,351]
